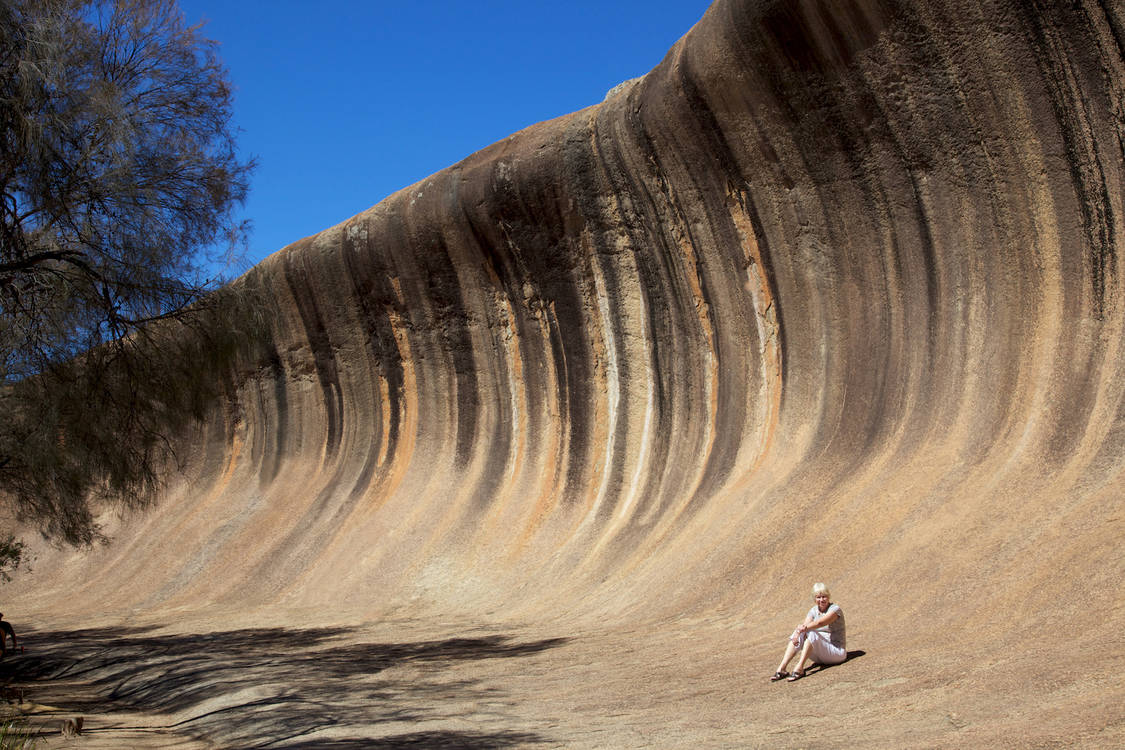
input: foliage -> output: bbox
[0,0,261,545]
[0,717,36,750]
[0,534,25,582]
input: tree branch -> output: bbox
[0,248,97,278]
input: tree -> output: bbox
[0,0,260,546]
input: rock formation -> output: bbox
[7,0,1124,744]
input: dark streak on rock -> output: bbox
[339,221,404,499]
[283,248,344,461]
[1019,0,1118,315]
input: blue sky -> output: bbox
[175,1,714,272]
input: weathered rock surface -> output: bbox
[7,0,1124,746]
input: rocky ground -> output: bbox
[4,608,1120,749]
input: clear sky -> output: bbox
[174,1,715,272]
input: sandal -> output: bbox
[787,670,804,682]
[770,671,788,682]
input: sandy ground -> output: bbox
[3,609,1121,749]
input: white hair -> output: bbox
[812,582,831,599]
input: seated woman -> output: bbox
[771,582,846,682]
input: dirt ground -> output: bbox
[3,610,1121,749]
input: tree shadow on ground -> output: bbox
[279,732,546,748]
[0,624,569,748]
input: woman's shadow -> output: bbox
[805,649,866,677]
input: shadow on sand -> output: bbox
[800,649,867,679]
[0,624,569,748]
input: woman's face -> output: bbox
[815,592,831,611]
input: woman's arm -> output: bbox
[797,607,839,633]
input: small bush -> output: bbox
[0,717,36,749]
[0,536,24,583]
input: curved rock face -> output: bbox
[12,0,1125,641]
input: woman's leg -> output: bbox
[790,633,816,675]
[791,633,847,679]
[775,638,799,674]
[813,639,847,666]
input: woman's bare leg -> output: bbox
[775,640,798,674]
[791,634,816,675]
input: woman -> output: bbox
[770,582,846,682]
